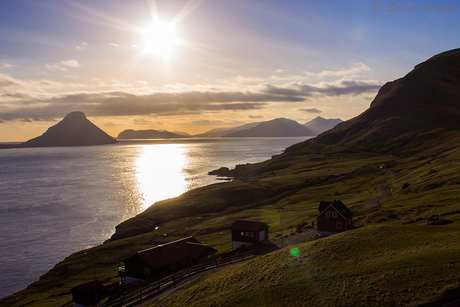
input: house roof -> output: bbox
[317,200,354,219]
[71,280,103,295]
[130,236,217,268]
[230,220,268,232]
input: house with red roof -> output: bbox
[230,220,269,249]
[316,200,354,236]
[119,236,217,285]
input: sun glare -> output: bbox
[141,19,179,60]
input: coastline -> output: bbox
[0,137,308,301]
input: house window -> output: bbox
[171,262,177,271]
[332,211,337,218]
[336,222,342,229]
[250,232,254,237]
[144,267,151,276]
[325,211,331,218]
[241,231,245,236]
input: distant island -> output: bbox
[117,129,190,139]
[0,111,117,149]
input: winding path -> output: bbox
[360,165,401,210]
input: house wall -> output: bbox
[317,208,350,234]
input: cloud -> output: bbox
[108,43,119,47]
[248,114,264,118]
[46,64,67,71]
[0,89,308,122]
[306,62,370,78]
[299,108,322,113]
[1,63,12,68]
[262,80,381,98]
[75,42,87,50]
[60,59,80,67]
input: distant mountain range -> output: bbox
[223,118,315,137]
[117,129,189,139]
[194,122,261,137]
[196,117,342,138]
[0,111,117,149]
[304,116,343,136]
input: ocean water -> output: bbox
[0,137,309,298]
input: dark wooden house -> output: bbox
[230,220,269,249]
[316,200,354,236]
[119,236,216,285]
[71,280,103,307]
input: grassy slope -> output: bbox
[3,140,460,306]
[149,222,460,307]
[146,141,460,307]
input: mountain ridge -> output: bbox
[223,118,315,137]
[314,47,460,155]
[303,116,343,135]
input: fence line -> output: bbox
[99,250,257,307]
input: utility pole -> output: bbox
[277,208,283,248]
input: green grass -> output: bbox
[148,221,460,307]
[3,141,460,306]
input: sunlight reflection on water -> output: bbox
[135,144,188,211]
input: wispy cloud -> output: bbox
[262,80,381,97]
[305,63,371,78]
[60,59,80,67]
[299,108,322,113]
[0,89,306,121]
[75,42,87,51]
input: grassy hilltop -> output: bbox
[2,48,460,307]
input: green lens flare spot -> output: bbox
[290,247,300,257]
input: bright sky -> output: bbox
[0,0,459,141]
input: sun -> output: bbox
[141,19,179,60]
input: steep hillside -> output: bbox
[18,111,117,147]
[224,118,315,137]
[315,48,460,155]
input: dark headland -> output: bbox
[0,111,117,149]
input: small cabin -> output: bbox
[71,280,103,307]
[119,236,216,285]
[230,220,269,249]
[316,200,354,236]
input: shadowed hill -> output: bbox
[18,111,117,147]
[314,48,460,155]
